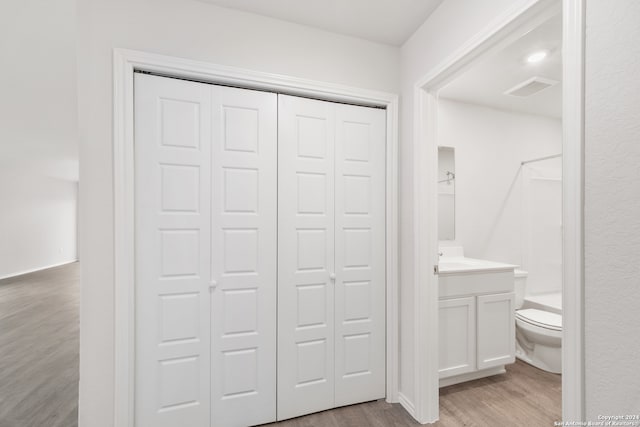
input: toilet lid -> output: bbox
[517,309,562,331]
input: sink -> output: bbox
[439,261,474,270]
[437,248,518,296]
[438,256,517,298]
[439,256,517,275]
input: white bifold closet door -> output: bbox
[134,73,277,427]
[277,95,386,421]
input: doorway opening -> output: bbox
[436,11,563,423]
[412,0,585,423]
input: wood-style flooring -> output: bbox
[0,263,560,427]
[0,263,79,427]
[268,360,561,427]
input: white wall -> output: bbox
[398,0,532,407]
[76,0,400,425]
[584,0,640,418]
[0,0,78,279]
[437,99,562,272]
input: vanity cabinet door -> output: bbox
[438,297,476,379]
[477,292,515,370]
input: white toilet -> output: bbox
[514,270,562,374]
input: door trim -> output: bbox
[411,0,585,423]
[113,48,399,427]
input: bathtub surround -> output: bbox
[521,161,562,296]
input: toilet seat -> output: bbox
[516,308,562,331]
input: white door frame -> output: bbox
[112,48,400,427]
[411,0,585,423]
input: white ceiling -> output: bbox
[440,14,563,119]
[196,0,444,46]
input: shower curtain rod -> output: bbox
[521,153,562,165]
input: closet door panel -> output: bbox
[334,104,386,406]
[134,74,212,427]
[211,86,278,427]
[277,95,336,421]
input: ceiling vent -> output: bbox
[504,76,558,97]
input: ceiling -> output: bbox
[196,0,444,46]
[440,14,562,119]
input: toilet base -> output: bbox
[515,336,562,374]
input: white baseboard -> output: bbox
[439,366,506,388]
[0,259,78,281]
[398,391,416,419]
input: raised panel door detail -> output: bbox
[477,293,515,370]
[343,121,370,162]
[296,116,327,159]
[223,168,258,213]
[222,289,258,335]
[343,175,371,214]
[296,339,327,385]
[159,230,200,278]
[296,229,326,271]
[278,95,335,421]
[160,98,200,149]
[222,229,258,274]
[334,103,386,407]
[439,297,476,379]
[222,348,259,398]
[296,284,327,328]
[343,228,372,269]
[223,106,259,153]
[297,172,326,214]
[343,281,371,322]
[159,356,200,410]
[135,74,211,427]
[160,164,200,212]
[343,333,371,376]
[212,86,277,427]
[159,293,199,343]
[158,357,200,411]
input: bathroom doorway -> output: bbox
[434,10,563,423]
[410,0,585,423]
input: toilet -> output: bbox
[514,270,562,374]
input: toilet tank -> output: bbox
[514,269,528,309]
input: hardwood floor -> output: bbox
[436,360,561,426]
[0,263,560,427]
[0,263,79,427]
[268,361,560,426]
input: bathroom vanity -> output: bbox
[438,255,517,387]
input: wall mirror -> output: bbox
[438,146,455,240]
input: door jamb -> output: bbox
[411,0,585,423]
[112,48,400,427]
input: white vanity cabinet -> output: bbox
[437,261,516,387]
[438,297,476,378]
[477,293,515,370]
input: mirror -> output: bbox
[438,147,455,240]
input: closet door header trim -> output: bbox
[134,70,386,109]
